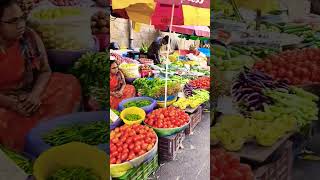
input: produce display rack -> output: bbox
[185,105,203,135]
[158,130,186,161]
[235,133,293,163]
[253,140,293,180]
[114,154,159,180]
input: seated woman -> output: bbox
[0,0,81,151]
[110,60,136,110]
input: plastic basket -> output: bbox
[115,154,158,180]
[198,48,210,57]
[144,118,190,137]
[119,64,140,78]
[118,97,157,114]
[120,107,146,125]
[33,142,108,180]
[158,131,186,161]
[185,106,203,135]
[24,111,108,160]
[110,136,158,178]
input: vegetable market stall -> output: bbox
[211,1,320,179]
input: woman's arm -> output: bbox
[30,29,52,98]
[0,94,16,109]
[118,71,126,93]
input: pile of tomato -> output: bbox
[211,148,254,180]
[110,124,157,164]
[189,76,210,89]
[254,48,320,85]
[144,107,189,128]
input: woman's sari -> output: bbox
[110,72,135,110]
[0,29,81,151]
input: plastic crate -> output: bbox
[158,131,186,161]
[115,154,159,180]
[185,106,203,135]
[254,141,293,180]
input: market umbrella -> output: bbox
[151,0,210,26]
[111,0,156,24]
[155,25,210,37]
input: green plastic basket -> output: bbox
[116,154,159,180]
[144,118,190,137]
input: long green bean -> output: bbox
[43,121,108,146]
[47,167,100,180]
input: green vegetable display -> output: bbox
[125,114,142,121]
[43,121,108,146]
[133,78,181,99]
[262,88,318,129]
[0,146,33,175]
[124,100,151,108]
[47,167,100,180]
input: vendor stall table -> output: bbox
[235,133,293,163]
[0,150,28,180]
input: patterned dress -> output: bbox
[0,29,81,151]
[110,71,136,110]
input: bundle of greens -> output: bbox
[0,146,33,175]
[47,167,100,180]
[43,121,108,146]
[133,78,181,99]
[71,51,109,109]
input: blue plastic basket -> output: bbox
[198,48,210,57]
[24,111,108,160]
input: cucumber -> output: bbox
[284,27,311,34]
[229,50,240,57]
[282,25,308,31]
[230,46,251,55]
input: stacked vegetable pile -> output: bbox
[47,167,99,180]
[189,76,210,90]
[231,67,289,113]
[261,87,318,128]
[133,78,181,100]
[43,121,108,146]
[144,107,189,128]
[110,124,157,164]
[253,48,320,85]
[0,146,33,175]
[211,148,254,180]
[174,89,209,109]
[72,51,109,109]
[91,11,108,35]
[125,114,142,121]
[211,114,296,151]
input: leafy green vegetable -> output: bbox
[47,167,100,180]
[0,146,33,175]
[133,78,181,98]
[124,100,151,108]
[43,121,108,146]
[125,114,141,121]
[71,51,109,109]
